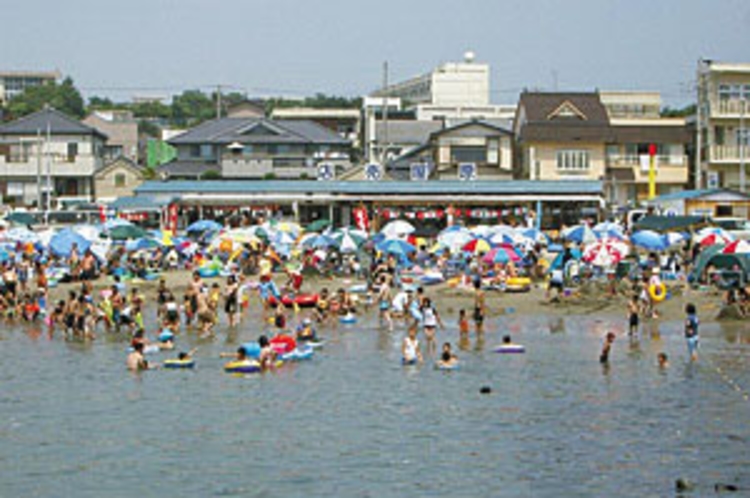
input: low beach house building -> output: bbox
[0,107,106,206]
[162,117,352,180]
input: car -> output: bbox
[713,217,750,241]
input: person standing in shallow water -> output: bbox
[600,332,616,364]
[473,280,486,336]
[684,303,699,362]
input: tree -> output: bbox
[7,77,86,119]
[171,90,215,126]
[661,104,696,118]
[132,100,171,121]
[200,169,222,180]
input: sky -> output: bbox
[2,0,749,107]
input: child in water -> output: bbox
[458,309,469,337]
[657,352,669,369]
[436,342,458,369]
[684,303,699,361]
[401,324,423,365]
[627,295,639,337]
[599,331,616,364]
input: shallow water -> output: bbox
[1,306,749,497]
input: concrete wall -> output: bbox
[526,142,607,181]
[95,163,143,201]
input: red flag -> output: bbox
[353,206,370,231]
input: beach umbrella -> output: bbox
[437,227,473,250]
[187,219,223,233]
[300,233,336,250]
[305,219,331,232]
[469,225,496,238]
[377,238,416,257]
[109,224,148,240]
[482,246,522,264]
[270,231,296,248]
[72,224,102,242]
[3,227,40,244]
[595,228,626,241]
[663,232,688,247]
[630,230,669,251]
[562,224,597,244]
[330,228,367,253]
[221,228,262,246]
[489,231,519,246]
[89,238,112,261]
[49,229,91,257]
[462,238,492,255]
[583,239,629,267]
[593,221,624,234]
[381,220,415,239]
[126,237,161,252]
[695,228,733,247]
[102,218,132,230]
[5,212,37,226]
[518,228,548,245]
[722,240,750,254]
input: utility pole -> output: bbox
[36,129,42,209]
[695,59,704,190]
[741,95,746,193]
[216,84,222,120]
[45,121,52,217]
[382,61,389,165]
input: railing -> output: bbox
[606,155,686,168]
[710,145,749,162]
[711,99,748,117]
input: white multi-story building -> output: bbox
[0,108,106,206]
[696,61,750,191]
[0,71,61,105]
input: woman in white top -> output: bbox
[421,297,443,356]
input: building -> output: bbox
[162,117,352,180]
[514,91,691,207]
[647,188,750,218]
[130,179,604,231]
[0,70,60,105]
[82,110,139,162]
[0,107,106,206]
[226,100,266,118]
[696,61,750,191]
[346,120,513,181]
[271,107,361,148]
[94,156,145,204]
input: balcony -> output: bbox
[711,99,749,118]
[710,145,749,163]
[0,154,98,177]
[606,155,688,184]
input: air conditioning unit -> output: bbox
[410,163,429,181]
[458,162,477,181]
[364,163,383,181]
[317,162,335,181]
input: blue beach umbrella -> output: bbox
[187,219,223,233]
[377,238,416,257]
[49,229,92,257]
[562,225,597,244]
[631,230,668,251]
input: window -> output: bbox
[718,84,750,100]
[67,142,78,162]
[556,150,590,171]
[189,145,200,157]
[114,173,127,187]
[736,129,750,146]
[200,145,214,159]
[450,146,486,164]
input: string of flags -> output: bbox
[377,206,529,220]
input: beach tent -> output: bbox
[49,229,92,257]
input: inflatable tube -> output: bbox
[303,339,326,349]
[224,360,261,374]
[270,335,297,354]
[339,314,357,324]
[649,282,667,303]
[505,277,532,293]
[494,344,525,354]
[198,267,219,278]
[240,342,261,359]
[436,363,459,371]
[419,274,444,286]
[267,293,319,308]
[280,345,314,362]
[164,359,195,369]
[446,276,462,288]
[158,330,175,342]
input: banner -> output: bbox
[353,206,370,232]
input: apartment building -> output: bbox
[696,61,750,191]
[82,110,139,162]
[0,70,60,105]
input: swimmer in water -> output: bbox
[599,331,616,364]
[657,352,669,369]
[436,342,458,369]
[126,342,150,371]
[684,303,699,362]
[402,325,423,364]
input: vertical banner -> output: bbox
[168,204,179,233]
[648,144,657,200]
[353,205,370,232]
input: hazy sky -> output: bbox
[3,0,749,106]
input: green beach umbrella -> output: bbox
[109,224,148,240]
[6,212,37,226]
[306,219,331,232]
